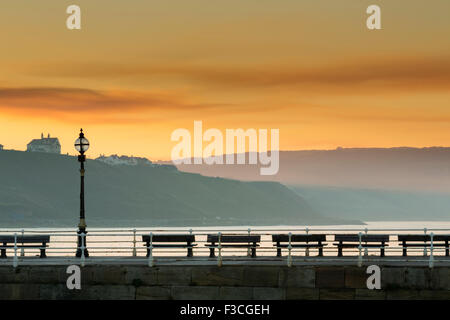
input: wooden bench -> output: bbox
[398,235,450,256]
[272,234,326,257]
[0,235,50,258]
[206,235,261,258]
[334,234,389,257]
[142,234,197,257]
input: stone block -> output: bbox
[404,267,431,289]
[253,287,285,300]
[171,286,220,300]
[316,267,345,288]
[72,285,135,300]
[191,266,244,286]
[83,266,128,285]
[39,284,72,300]
[319,289,355,300]
[345,267,367,289]
[242,266,280,287]
[386,289,421,300]
[0,267,29,283]
[418,290,450,300]
[218,286,253,299]
[27,266,66,284]
[381,267,406,289]
[430,267,450,290]
[157,267,192,285]
[355,289,386,300]
[279,267,315,288]
[285,288,319,300]
[136,286,171,300]
[0,283,40,300]
[125,266,158,286]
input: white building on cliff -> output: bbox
[27,133,61,154]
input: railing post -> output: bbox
[429,232,434,269]
[247,228,251,257]
[132,229,137,257]
[13,233,18,268]
[423,228,428,256]
[357,232,363,267]
[20,229,25,257]
[305,227,310,257]
[188,229,193,257]
[148,232,154,267]
[287,232,292,267]
[217,232,222,267]
[80,232,86,267]
[364,228,368,256]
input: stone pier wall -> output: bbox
[0,265,449,300]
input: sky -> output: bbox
[0,0,449,160]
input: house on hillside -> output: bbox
[27,133,61,154]
[95,154,153,166]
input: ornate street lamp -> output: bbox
[75,128,89,257]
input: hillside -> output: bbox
[173,147,450,193]
[0,150,357,227]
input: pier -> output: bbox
[0,226,449,299]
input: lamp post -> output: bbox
[75,128,90,258]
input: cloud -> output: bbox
[25,56,450,93]
[0,87,229,122]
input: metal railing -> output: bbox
[0,226,449,269]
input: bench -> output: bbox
[206,235,261,258]
[398,235,450,257]
[334,234,389,257]
[142,234,197,257]
[272,234,326,257]
[0,235,50,258]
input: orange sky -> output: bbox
[0,1,449,160]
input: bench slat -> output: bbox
[272,234,326,242]
[142,235,195,242]
[207,235,261,243]
[333,244,389,248]
[402,243,447,247]
[398,235,450,242]
[0,235,50,243]
[334,234,389,242]
[275,244,324,248]
[150,245,196,248]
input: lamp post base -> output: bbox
[76,229,89,258]
[75,249,89,258]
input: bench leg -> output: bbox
[39,242,47,258]
[251,243,256,258]
[318,244,323,257]
[276,242,281,257]
[402,241,407,257]
[209,247,215,258]
[446,241,449,257]
[145,241,150,257]
[338,242,343,257]
[0,247,6,259]
[187,242,193,257]
[380,242,385,257]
